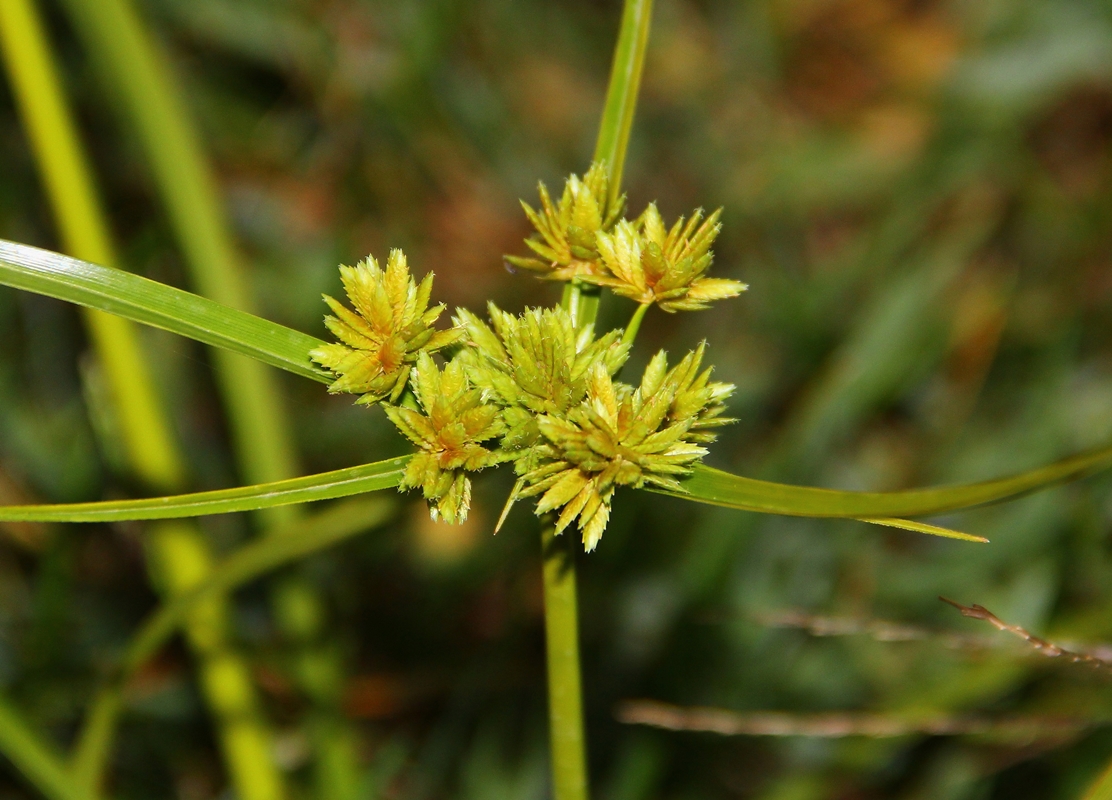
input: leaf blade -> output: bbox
[0,457,409,522]
[857,517,987,543]
[0,239,329,384]
[656,443,1112,518]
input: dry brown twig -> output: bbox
[939,597,1112,672]
[754,608,989,649]
[615,700,1091,741]
[747,604,1112,673]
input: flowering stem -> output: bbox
[593,0,654,207]
[540,522,589,800]
[541,1,654,797]
[541,286,593,800]
[621,303,651,351]
[561,280,601,329]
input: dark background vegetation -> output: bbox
[3,0,1112,797]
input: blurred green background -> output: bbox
[3,0,1112,797]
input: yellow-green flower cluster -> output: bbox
[516,345,734,550]
[508,163,746,314]
[505,162,624,281]
[588,204,746,312]
[452,304,629,456]
[310,250,461,404]
[383,353,508,524]
[315,163,744,548]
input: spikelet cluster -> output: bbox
[314,165,744,549]
[504,163,625,280]
[516,345,734,550]
[310,250,461,404]
[453,305,628,456]
[588,204,747,312]
[383,353,508,524]
[508,164,746,314]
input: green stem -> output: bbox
[592,0,654,207]
[0,2,288,797]
[620,303,650,351]
[79,497,393,782]
[548,278,591,800]
[56,0,361,794]
[0,694,90,800]
[540,523,588,800]
[542,2,655,798]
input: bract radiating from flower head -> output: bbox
[505,162,625,281]
[310,250,462,405]
[517,346,735,551]
[383,353,508,524]
[588,203,747,312]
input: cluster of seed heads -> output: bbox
[310,163,745,550]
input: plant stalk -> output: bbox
[593,0,654,207]
[0,1,286,797]
[0,694,90,800]
[620,303,650,351]
[56,0,361,795]
[540,522,589,800]
[541,1,654,798]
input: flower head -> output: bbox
[505,162,625,281]
[453,304,629,454]
[588,204,747,312]
[310,250,462,405]
[384,353,508,524]
[517,346,735,551]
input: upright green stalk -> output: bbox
[542,5,654,798]
[0,2,286,798]
[593,0,654,207]
[562,0,653,326]
[55,0,359,795]
[540,523,588,800]
[0,695,89,800]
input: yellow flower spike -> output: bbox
[310,250,463,405]
[518,352,734,550]
[383,353,509,525]
[505,162,626,281]
[587,203,748,312]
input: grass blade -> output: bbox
[75,497,395,780]
[0,695,88,800]
[0,458,408,523]
[0,239,328,384]
[660,443,1112,517]
[857,518,987,543]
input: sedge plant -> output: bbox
[1,1,1112,799]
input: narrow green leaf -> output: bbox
[75,496,395,782]
[658,443,1112,518]
[858,517,987,543]
[0,239,329,384]
[0,694,88,800]
[0,457,409,522]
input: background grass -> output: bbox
[2,0,1112,798]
